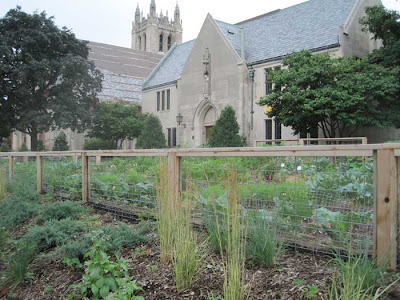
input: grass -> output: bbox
[156,160,175,264]
[173,172,204,291]
[3,243,35,286]
[247,214,282,267]
[327,253,388,299]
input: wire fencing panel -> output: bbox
[89,156,163,214]
[13,156,37,188]
[182,155,374,255]
[0,156,9,179]
[42,156,82,199]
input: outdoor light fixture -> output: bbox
[176,113,183,125]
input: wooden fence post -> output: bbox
[167,150,181,208]
[374,149,398,269]
[96,156,101,166]
[82,152,90,202]
[36,155,43,193]
[9,155,14,180]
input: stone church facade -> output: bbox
[142,0,388,147]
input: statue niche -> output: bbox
[203,48,211,97]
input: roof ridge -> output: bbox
[215,19,242,29]
[235,9,281,25]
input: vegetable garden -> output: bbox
[0,144,400,299]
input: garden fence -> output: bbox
[0,144,399,269]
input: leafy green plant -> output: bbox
[68,232,143,300]
[36,200,88,224]
[63,257,83,270]
[293,279,319,299]
[246,212,282,266]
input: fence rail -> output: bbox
[255,137,367,147]
[0,143,399,269]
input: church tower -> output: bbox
[131,1,183,53]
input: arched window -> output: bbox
[167,35,172,50]
[159,34,163,52]
[138,36,142,50]
[143,33,146,51]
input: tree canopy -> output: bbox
[258,51,400,138]
[136,114,167,149]
[208,106,245,147]
[88,102,143,149]
[0,7,102,150]
[361,5,400,67]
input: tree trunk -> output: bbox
[30,128,38,151]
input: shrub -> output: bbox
[53,132,69,151]
[36,200,88,224]
[208,106,245,147]
[37,140,46,151]
[19,142,29,152]
[83,138,115,150]
[0,143,10,152]
[3,243,35,285]
[247,213,282,266]
[136,114,167,149]
[24,218,86,252]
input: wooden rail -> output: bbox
[255,137,367,146]
[1,143,400,268]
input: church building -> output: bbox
[142,0,385,147]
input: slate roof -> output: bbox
[143,0,357,90]
[88,41,163,103]
[143,40,195,90]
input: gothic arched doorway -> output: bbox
[192,100,218,146]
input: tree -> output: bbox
[361,6,400,67]
[136,114,167,149]
[0,7,102,151]
[258,51,400,138]
[88,102,143,149]
[208,106,245,147]
[53,132,69,151]
[83,138,115,150]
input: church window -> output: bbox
[167,35,172,50]
[144,34,147,51]
[275,119,282,140]
[167,89,170,110]
[265,119,272,140]
[157,92,160,111]
[265,69,273,95]
[159,34,164,52]
[167,128,177,147]
[162,91,165,110]
[139,36,142,50]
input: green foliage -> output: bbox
[3,243,35,285]
[68,232,143,300]
[18,142,28,152]
[361,6,400,68]
[136,114,167,149]
[246,213,282,267]
[89,102,144,149]
[258,50,400,137]
[63,257,83,270]
[0,168,5,201]
[208,106,245,147]
[24,218,86,252]
[37,140,46,151]
[36,200,88,224]
[0,7,102,150]
[293,279,319,299]
[53,132,69,151]
[84,138,116,150]
[0,143,10,152]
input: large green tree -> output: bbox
[258,51,400,138]
[136,114,167,149]
[0,7,102,150]
[208,105,245,147]
[88,102,143,149]
[361,5,400,67]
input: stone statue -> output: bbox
[203,48,211,95]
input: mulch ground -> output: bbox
[2,210,400,300]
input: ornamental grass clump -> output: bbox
[209,167,248,300]
[173,171,205,291]
[155,160,175,264]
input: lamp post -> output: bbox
[176,113,183,126]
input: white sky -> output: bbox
[0,0,399,48]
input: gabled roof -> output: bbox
[143,0,358,90]
[88,41,163,102]
[143,40,195,90]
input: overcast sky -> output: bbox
[1,0,399,48]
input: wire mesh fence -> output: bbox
[181,156,374,256]
[0,156,9,179]
[89,156,164,213]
